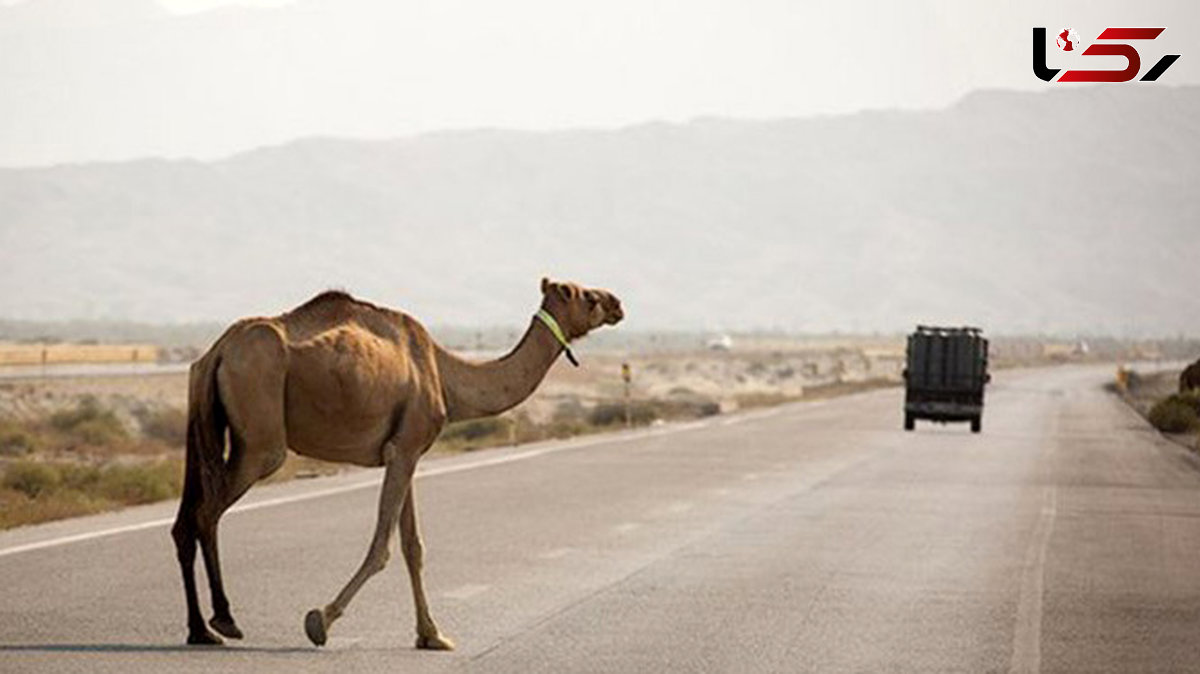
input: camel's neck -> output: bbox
[434,316,565,423]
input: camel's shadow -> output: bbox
[0,643,313,655]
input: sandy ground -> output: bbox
[524,347,901,421]
[0,372,185,440]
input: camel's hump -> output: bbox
[296,290,360,310]
[292,290,402,316]
[285,290,412,343]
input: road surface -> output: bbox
[2,364,1199,673]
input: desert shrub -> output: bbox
[49,396,128,446]
[535,419,590,440]
[70,417,126,446]
[2,461,62,498]
[551,399,587,424]
[441,417,511,443]
[0,422,38,456]
[1148,394,1200,433]
[589,401,658,427]
[0,488,106,529]
[57,463,103,492]
[652,397,721,420]
[49,395,102,430]
[0,458,181,509]
[137,406,187,446]
[588,396,721,428]
[96,462,180,504]
[588,402,625,426]
[683,399,722,417]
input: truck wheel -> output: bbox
[970,416,981,433]
[904,414,915,431]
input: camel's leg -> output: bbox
[304,448,417,646]
[197,323,288,641]
[400,486,455,650]
[171,474,221,645]
[196,434,286,639]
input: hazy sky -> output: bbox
[1,0,1197,166]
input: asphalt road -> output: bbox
[3,364,1200,673]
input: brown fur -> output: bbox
[171,278,622,647]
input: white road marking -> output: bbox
[613,522,641,534]
[1010,486,1058,674]
[443,584,490,600]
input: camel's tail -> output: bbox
[179,346,229,515]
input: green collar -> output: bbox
[535,308,579,367]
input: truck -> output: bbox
[903,325,990,433]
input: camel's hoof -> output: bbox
[187,628,224,646]
[209,615,244,640]
[415,633,456,651]
[304,609,328,647]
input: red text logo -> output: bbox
[1033,27,1180,82]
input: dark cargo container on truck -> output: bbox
[903,325,990,433]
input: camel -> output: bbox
[1181,359,1200,394]
[170,277,623,648]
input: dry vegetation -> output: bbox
[0,392,187,528]
[1115,368,1200,448]
[1149,393,1200,434]
[0,378,343,529]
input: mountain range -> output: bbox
[1,85,1198,335]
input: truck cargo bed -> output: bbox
[903,325,989,432]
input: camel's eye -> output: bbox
[584,291,599,306]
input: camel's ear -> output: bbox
[541,277,551,294]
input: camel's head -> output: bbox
[540,277,624,339]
